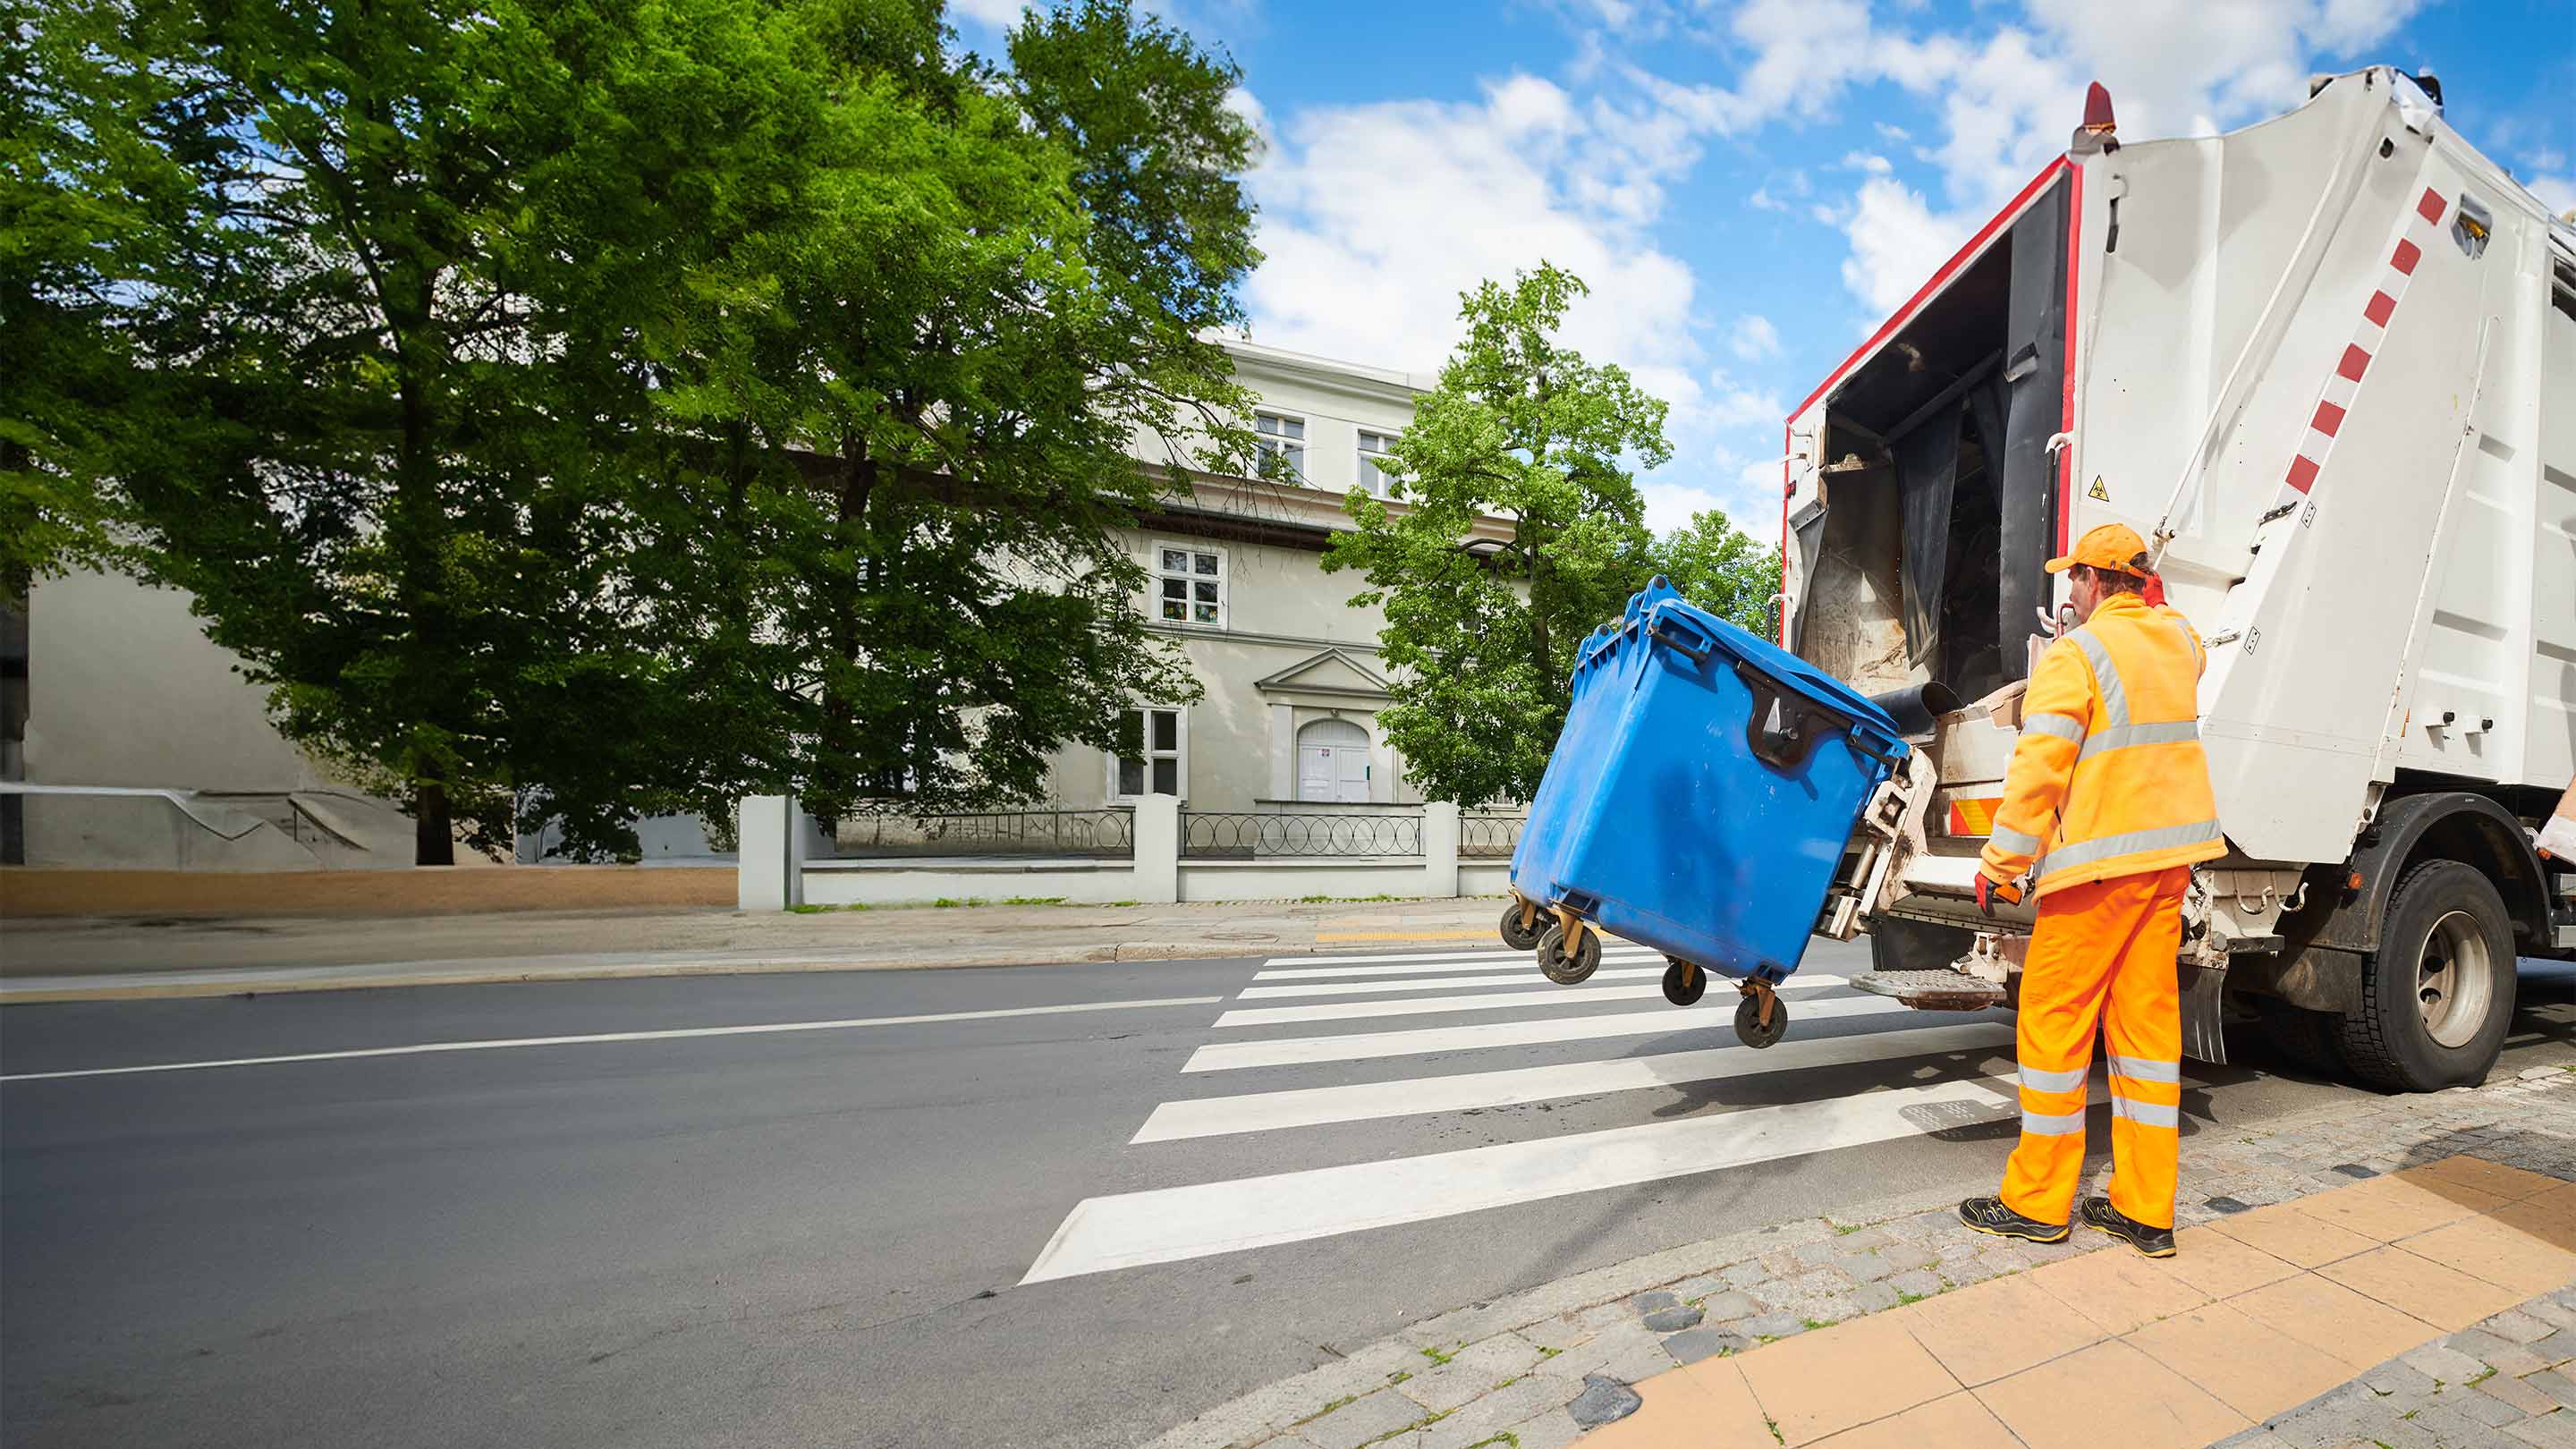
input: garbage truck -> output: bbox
[1767,67,2576,1092]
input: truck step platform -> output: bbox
[1850,968,2008,1012]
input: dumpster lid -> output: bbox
[1595,578,1905,744]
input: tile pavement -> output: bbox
[1143,1068,2576,1449]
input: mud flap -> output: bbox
[2182,961,2229,1066]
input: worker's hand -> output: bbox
[1976,873,2022,917]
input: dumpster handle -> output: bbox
[1732,660,1905,773]
[1648,614,1714,665]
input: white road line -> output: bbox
[1214,983,1671,1028]
[0,996,1228,1083]
[1235,968,1663,999]
[1212,975,1855,1030]
[1023,1075,2063,1284]
[1269,945,1655,968]
[1254,949,1660,980]
[1132,1021,2018,1142]
[1185,996,1929,1072]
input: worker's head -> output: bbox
[2046,523,2153,623]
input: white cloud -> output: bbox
[1841,150,1894,174]
[1748,186,1791,212]
[1706,371,1784,428]
[1240,76,1706,412]
[946,0,1026,27]
[1727,315,1782,360]
[1838,175,1974,318]
[2529,174,2576,219]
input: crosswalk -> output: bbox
[1020,941,2032,1286]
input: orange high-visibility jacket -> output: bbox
[1980,591,2226,896]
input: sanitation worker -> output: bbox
[1956,523,2225,1259]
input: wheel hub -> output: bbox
[2414,909,2493,1050]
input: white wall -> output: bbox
[24,570,337,791]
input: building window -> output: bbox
[1355,431,1396,497]
[1112,707,1186,799]
[1154,542,1224,627]
[1254,411,1305,481]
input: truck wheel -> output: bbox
[2336,860,2515,1091]
[1499,902,1545,953]
[1537,924,1601,985]
[2256,999,2346,1078]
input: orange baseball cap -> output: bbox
[2046,521,2153,575]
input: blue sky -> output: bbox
[957,0,2576,537]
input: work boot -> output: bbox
[2080,1196,2177,1258]
[1956,1196,2068,1244]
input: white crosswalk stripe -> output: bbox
[1233,967,1665,999]
[1132,1021,2015,1142]
[1252,949,1659,981]
[1189,994,1911,1072]
[1211,974,1858,1030]
[1023,946,2036,1285]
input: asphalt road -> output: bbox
[4,944,2572,1449]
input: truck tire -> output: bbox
[2256,999,2346,1078]
[2336,860,2515,1091]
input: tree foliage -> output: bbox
[13,0,1258,860]
[1322,263,1669,807]
[1324,263,1784,806]
[1657,508,1782,640]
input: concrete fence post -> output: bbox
[737,794,791,911]
[1132,793,1181,904]
[1422,801,1461,899]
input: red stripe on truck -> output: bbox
[2310,400,2346,436]
[2392,238,2422,275]
[2285,455,2321,494]
[2364,290,2396,326]
[2336,344,2372,382]
[2417,188,2447,225]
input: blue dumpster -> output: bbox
[1507,579,1907,1036]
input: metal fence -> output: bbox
[1181,810,1423,860]
[837,809,1134,859]
[1459,814,1526,860]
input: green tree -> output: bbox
[649,0,1259,827]
[1323,263,1668,807]
[1656,509,1781,639]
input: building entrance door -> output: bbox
[1295,718,1371,803]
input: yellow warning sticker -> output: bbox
[2088,476,2110,502]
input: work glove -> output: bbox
[1976,874,2022,918]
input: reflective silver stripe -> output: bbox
[2035,819,2223,877]
[2069,628,2130,731]
[2076,719,2199,764]
[2019,1063,2089,1093]
[2108,1055,2182,1084]
[2111,1097,2181,1129]
[2021,1108,2087,1137]
[1989,824,2042,854]
[2021,712,2087,744]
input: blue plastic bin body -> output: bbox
[1507,579,1907,983]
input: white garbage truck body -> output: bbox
[1778,68,2576,1090]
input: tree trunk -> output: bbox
[415,776,454,866]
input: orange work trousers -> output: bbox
[1998,865,2190,1230]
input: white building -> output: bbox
[4,341,1503,866]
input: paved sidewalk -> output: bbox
[1148,1069,2576,1449]
[0,897,1513,1001]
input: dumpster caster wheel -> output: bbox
[1500,901,1545,953]
[1537,925,1601,984]
[1662,957,1707,1006]
[1733,991,1788,1048]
